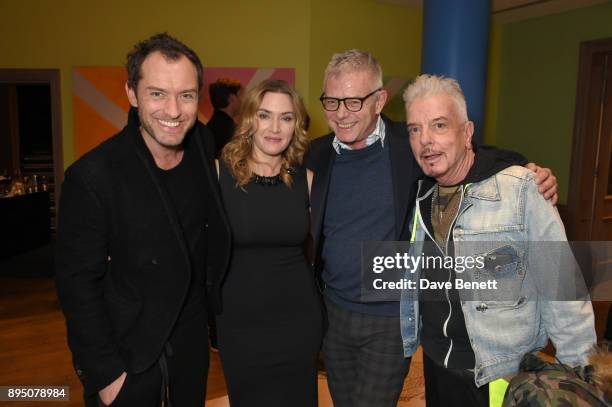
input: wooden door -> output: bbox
[0,69,63,230]
[591,52,612,241]
[568,39,612,241]
[568,38,612,341]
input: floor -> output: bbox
[0,277,426,406]
[2,257,607,406]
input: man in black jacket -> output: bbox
[306,49,422,407]
[55,33,230,407]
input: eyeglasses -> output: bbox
[319,88,382,112]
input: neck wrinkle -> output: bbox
[249,151,283,176]
[437,149,475,186]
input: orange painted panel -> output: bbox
[73,66,295,157]
[73,95,121,159]
[76,67,131,112]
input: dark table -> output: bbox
[0,191,50,260]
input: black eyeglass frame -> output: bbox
[319,88,382,112]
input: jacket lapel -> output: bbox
[127,109,192,271]
[311,139,335,259]
[386,116,415,240]
[192,122,231,236]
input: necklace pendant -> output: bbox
[252,173,282,186]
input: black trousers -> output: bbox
[423,352,488,407]
[86,310,209,407]
[322,298,410,407]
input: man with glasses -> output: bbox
[305,49,559,407]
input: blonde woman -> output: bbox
[213,79,323,406]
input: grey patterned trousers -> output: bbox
[323,298,411,407]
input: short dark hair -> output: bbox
[126,32,204,92]
[209,78,242,109]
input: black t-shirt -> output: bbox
[158,137,210,323]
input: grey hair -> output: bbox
[402,74,468,121]
[323,49,383,90]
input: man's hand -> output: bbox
[526,163,558,205]
[98,372,127,406]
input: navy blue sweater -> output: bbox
[322,140,397,315]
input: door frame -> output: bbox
[0,69,64,203]
[567,38,612,240]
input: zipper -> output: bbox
[415,200,443,255]
[415,186,453,367]
[415,183,474,368]
[442,265,453,367]
[427,184,471,368]
[443,339,453,368]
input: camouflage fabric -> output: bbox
[502,353,610,407]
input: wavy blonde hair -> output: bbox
[221,79,309,187]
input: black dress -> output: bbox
[216,162,324,406]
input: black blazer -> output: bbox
[55,109,231,395]
[305,115,422,279]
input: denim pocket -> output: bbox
[472,245,525,306]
